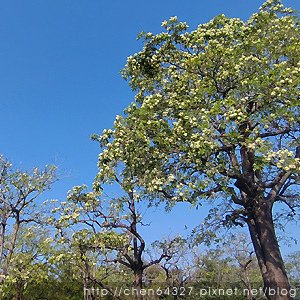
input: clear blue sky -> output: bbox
[1,0,299,255]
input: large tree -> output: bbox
[95,1,300,299]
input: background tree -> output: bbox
[0,227,54,300]
[56,177,178,300]
[153,237,196,300]
[285,251,300,298]
[194,249,233,290]
[95,1,300,299]
[0,155,56,287]
[222,232,263,300]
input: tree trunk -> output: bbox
[247,201,291,300]
[15,290,21,300]
[14,280,23,300]
[134,268,143,300]
[0,222,6,266]
[241,268,254,300]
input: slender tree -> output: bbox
[223,233,262,300]
[56,178,177,300]
[0,155,56,286]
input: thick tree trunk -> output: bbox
[134,268,143,300]
[247,201,291,300]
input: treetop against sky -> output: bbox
[1,0,300,254]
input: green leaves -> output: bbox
[94,1,300,213]
[0,155,57,286]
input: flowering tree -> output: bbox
[0,227,54,300]
[0,155,56,287]
[96,1,300,299]
[56,177,179,300]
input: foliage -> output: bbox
[285,251,300,283]
[54,181,181,299]
[0,155,60,299]
[0,155,56,286]
[93,1,300,297]
[95,0,300,220]
[1,0,300,298]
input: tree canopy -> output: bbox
[94,1,300,299]
[96,0,300,208]
[1,1,299,299]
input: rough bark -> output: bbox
[247,201,292,300]
[134,267,143,300]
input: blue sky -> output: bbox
[1,0,300,255]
